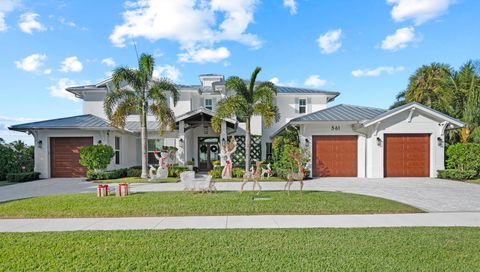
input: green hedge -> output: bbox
[86,169,127,180]
[437,169,477,180]
[168,165,189,177]
[446,143,480,176]
[6,172,40,182]
[127,168,142,178]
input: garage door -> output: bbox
[313,135,358,177]
[384,134,430,177]
[50,137,93,177]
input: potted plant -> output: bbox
[186,160,194,170]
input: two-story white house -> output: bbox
[10,74,463,179]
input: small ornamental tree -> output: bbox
[79,144,114,172]
[446,143,480,175]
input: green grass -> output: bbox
[93,177,179,183]
[1,228,479,271]
[0,191,421,218]
[465,179,480,185]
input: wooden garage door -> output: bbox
[384,134,430,177]
[313,136,358,177]
[50,137,93,177]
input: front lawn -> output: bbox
[212,177,284,182]
[0,191,421,218]
[93,177,178,183]
[0,228,479,271]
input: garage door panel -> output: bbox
[384,134,429,177]
[313,135,357,177]
[50,137,93,178]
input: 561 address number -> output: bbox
[331,125,340,131]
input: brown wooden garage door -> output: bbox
[50,137,93,177]
[313,136,358,177]
[384,134,430,177]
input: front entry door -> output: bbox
[198,137,219,172]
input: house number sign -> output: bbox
[331,125,340,131]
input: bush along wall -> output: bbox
[439,143,480,180]
[6,172,40,182]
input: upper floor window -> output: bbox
[299,99,306,114]
[114,136,121,165]
[204,98,213,110]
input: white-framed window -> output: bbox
[114,136,121,165]
[204,98,213,110]
[147,139,164,164]
[299,98,306,114]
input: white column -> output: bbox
[220,120,228,166]
[177,121,185,165]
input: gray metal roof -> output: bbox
[291,104,387,122]
[125,121,161,131]
[9,114,112,131]
[275,85,340,96]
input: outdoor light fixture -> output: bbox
[305,138,310,147]
[179,138,184,148]
[37,140,43,148]
[437,137,443,146]
[376,137,382,146]
[97,140,102,144]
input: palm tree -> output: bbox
[104,53,179,178]
[212,67,279,172]
[453,61,480,143]
[404,63,454,114]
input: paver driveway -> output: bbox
[1,178,479,213]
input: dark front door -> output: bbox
[198,137,219,172]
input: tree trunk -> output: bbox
[140,93,149,179]
[245,116,251,173]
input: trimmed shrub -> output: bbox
[127,167,142,178]
[446,143,480,175]
[168,165,189,177]
[79,145,114,172]
[437,169,477,180]
[232,167,245,178]
[208,167,222,179]
[6,172,40,182]
[87,168,127,180]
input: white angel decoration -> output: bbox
[219,136,237,179]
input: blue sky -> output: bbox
[1,0,478,144]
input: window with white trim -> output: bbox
[204,98,213,110]
[299,99,306,114]
[114,136,121,165]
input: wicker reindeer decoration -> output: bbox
[240,160,263,193]
[284,148,307,193]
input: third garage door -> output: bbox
[313,135,358,177]
[384,134,430,177]
[50,137,93,177]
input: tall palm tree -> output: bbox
[104,53,179,178]
[212,67,279,172]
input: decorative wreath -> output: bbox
[200,145,207,153]
[210,145,218,153]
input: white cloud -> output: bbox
[110,0,261,62]
[48,78,89,101]
[269,77,296,87]
[178,47,230,63]
[58,17,88,31]
[304,75,327,87]
[0,0,20,32]
[14,54,47,72]
[60,56,83,72]
[380,27,418,51]
[316,29,342,54]
[352,66,405,77]
[387,0,455,25]
[283,0,297,15]
[152,65,181,81]
[101,58,116,67]
[18,12,46,34]
[43,68,52,75]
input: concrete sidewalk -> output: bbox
[1,212,480,232]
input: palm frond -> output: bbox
[138,53,155,83]
[211,96,247,132]
[104,89,139,121]
[149,79,179,106]
[108,93,139,128]
[253,102,279,128]
[149,104,176,134]
[253,84,276,104]
[225,76,250,102]
[112,67,142,91]
[248,67,262,96]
